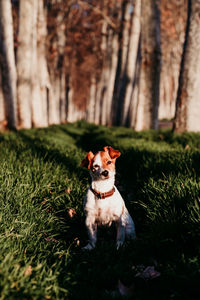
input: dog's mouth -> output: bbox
[101,175,109,180]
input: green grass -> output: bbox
[0,121,200,299]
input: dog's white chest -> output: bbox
[84,187,124,226]
[95,199,120,225]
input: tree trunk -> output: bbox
[47,0,66,125]
[0,67,6,130]
[121,0,141,127]
[94,21,107,125]
[105,30,118,126]
[17,0,34,129]
[98,3,110,126]
[134,0,161,130]
[30,0,42,128]
[159,0,187,121]
[0,0,17,130]
[112,0,130,126]
[57,6,67,124]
[31,0,49,128]
[91,0,119,126]
[86,77,96,123]
[174,0,200,132]
[112,0,141,127]
[100,27,118,126]
[67,77,85,122]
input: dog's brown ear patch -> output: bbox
[81,151,94,169]
[104,146,121,159]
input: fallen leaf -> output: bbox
[24,265,32,276]
[68,208,77,218]
[45,237,59,243]
[41,198,48,206]
[65,188,71,194]
[135,266,161,280]
[118,280,134,296]
[185,144,190,150]
[73,237,80,246]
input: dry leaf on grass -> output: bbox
[24,265,32,276]
[44,237,59,243]
[41,198,48,206]
[73,237,80,246]
[65,188,71,194]
[135,266,161,280]
[67,208,77,218]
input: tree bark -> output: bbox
[31,0,49,128]
[112,0,141,127]
[159,0,187,121]
[0,67,6,130]
[134,0,161,130]
[105,30,118,126]
[100,28,118,126]
[0,0,17,130]
[174,0,200,132]
[17,0,34,129]
[86,77,96,123]
[57,6,67,124]
[47,0,66,125]
[30,0,42,128]
[94,20,107,125]
[121,0,141,127]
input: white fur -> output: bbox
[83,153,136,250]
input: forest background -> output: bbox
[0,0,199,132]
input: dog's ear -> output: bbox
[81,151,94,169]
[104,146,121,159]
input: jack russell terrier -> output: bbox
[81,146,136,250]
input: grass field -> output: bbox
[1,121,200,299]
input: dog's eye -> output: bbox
[107,161,112,165]
[94,164,100,168]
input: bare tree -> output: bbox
[159,0,187,121]
[120,0,141,127]
[0,67,6,130]
[0,0,17,130]
[134,0,161,130]
[31,0,49,128]
[47,0,66,125]
[174,0,200,132]
[17,0,35,129]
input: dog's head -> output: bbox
[81,146,121,180]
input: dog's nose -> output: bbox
[101,170,109,177]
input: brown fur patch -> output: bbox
[104,146,121,159]
[81,151,94,169]
[100,151,116,171]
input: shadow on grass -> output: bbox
[15,130,90,248]
[17,130,88,181]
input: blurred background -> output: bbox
[0,0,199,132]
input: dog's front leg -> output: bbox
[116,219,125,250]
[83,216,97,250]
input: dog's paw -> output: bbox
[116,240,124,250]
[82,243,95,251]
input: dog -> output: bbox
[81,146,136,250]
